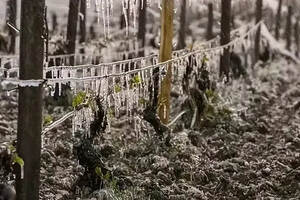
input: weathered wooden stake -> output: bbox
[254,0,263,63]
[16,0,45,199]
[79,0,86,44]
[285,5,293,51]
[220,0,231,79]
[177,0,186,50]
[7,0,17,54]
[295,18,299,57]
[138,0,147,57]
[51,12,58,33]
[66,0,80,65]
[158,0,174,124]
[206,3,214,40]
[275,0,282,40]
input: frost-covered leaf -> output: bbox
[43,115,53,126]
[72,91,87,108]
[13,154,24,167]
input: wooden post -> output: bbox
[79,0,86,44]
[206,3,214,40]
[66,0,80,65]
[177,0,186,50]
[138,0,147,57]
[285,5,292,51]
[7,0,17,54]
[275,0,282,40]
[295,18,299,57]
[158,0,174,124]
[254,0,263,63]
[16,0,45,199]
[51,12,58,33]
[220,0,231,79]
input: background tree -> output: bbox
[275,0,282,40]
[285,5,292,50]
[206,3,214,40]
[6,0,17,54]
[220,0,231,79]
[66,0,80,65]
[137,0,147,57]
[254,0,263,63]
[16,0,45,199]
[177,0,186,50]
[158,0,174,124]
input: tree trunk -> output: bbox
[66,0,79,65]
[275,0,282,40]
[254,0,263,63]
[158,0,174,124]
[7,0,17,54]
[220,0,231,79]
[206,3,214,40]
[16,0,45,199]
[177,0,186,50]
[79,0,86,44]
[138,0,147,57]
[295,19,299,57]
[285,5,292,51]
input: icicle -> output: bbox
[106,96,111,133]
[125,74,130,117]
[20,165,24,179]
[41,135,44,149]
[122,0,129,36]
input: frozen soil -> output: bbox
[0,58,300,200]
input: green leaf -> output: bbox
[104,172,111,181]
[107,108,114,118]
[72,91,87,108]
[13,155,24,167]
[139,98,147,105]
[95,166,103,178]
[8,145,16,152]
[43,115,53,126]
[205,89,219,103]
[202,55,209,63]
[130,75,141,88]
[114,84,122,93]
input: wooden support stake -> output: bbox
[177,0,186,50]
[275,0,282,40]
[16,0,45,199]
[66,0,80,65]
[79,0,86,44]
[158,0,174,124]
[285,5,293,51]
[138,0,147,57]
[220,0,231,79]
[206,3,214,40]
[7,0,17,54]
[254,0,263,63]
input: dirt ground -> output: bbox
[1,58,300,200]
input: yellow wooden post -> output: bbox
[158,0,174,124]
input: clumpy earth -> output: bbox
[1,58,300,200]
